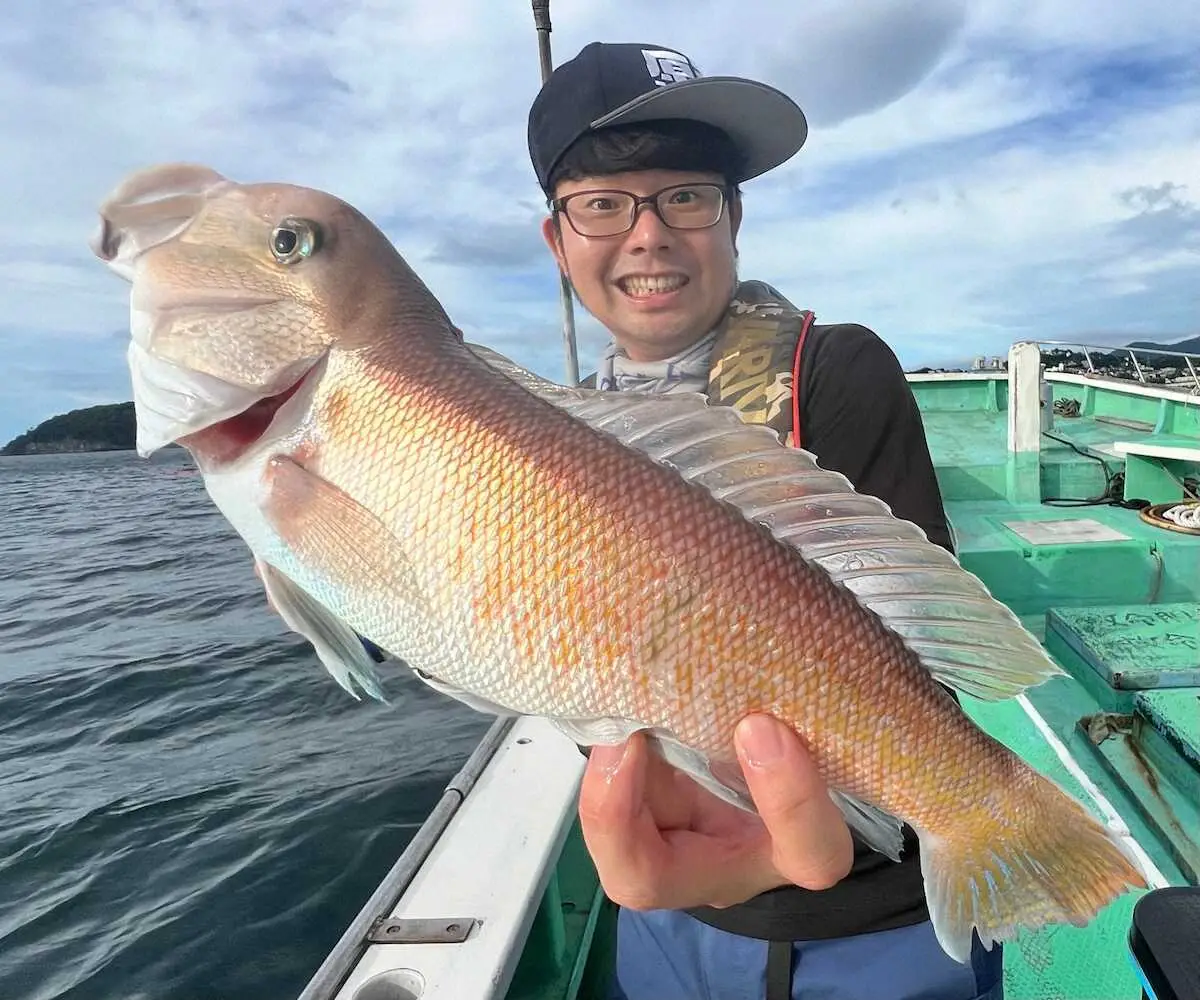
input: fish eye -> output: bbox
[270,218,320,264]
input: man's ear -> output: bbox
[541,215,568,274]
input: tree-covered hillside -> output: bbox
[1,402,136,456]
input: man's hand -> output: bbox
[577,714,854,911]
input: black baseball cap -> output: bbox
[527,41,808,193]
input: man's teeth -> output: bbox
[621,275,686,296]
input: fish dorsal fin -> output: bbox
[468,343,1064,700]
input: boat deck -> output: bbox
[913,374,1200,998]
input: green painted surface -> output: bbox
[961,676,1187,999]
[1044,381,1200,440]
[1123,452,1197,504]
[949,501,1197,618]
[1092,713,1200,883]
[929,377,1200,999]
[1049,603,1200,689]
[1157,398,1200,437]
[505,816,615,1000]
[1138,691,1200,773]
[911,375,1006,413]
[917,409,1013,501]
[1120,433,1200,451]
[515,372,1200,1000]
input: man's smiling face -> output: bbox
[542,168,742,362]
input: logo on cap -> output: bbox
[641,49,701,87]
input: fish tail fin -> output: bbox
[918,770,1148,963]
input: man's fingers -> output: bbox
[734,714,854,891]
[577,734,673,909]
[579,735,766,910]
[577,726,851,910]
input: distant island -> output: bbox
[1,402,138,456]
[5,335,1199,455]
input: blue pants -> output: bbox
[609,908,1004,1000]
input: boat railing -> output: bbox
[1028,339,1200,395]
[296,717,515,1000]
[296,713,593,1000]
[988,338,1200,463]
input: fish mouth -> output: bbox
[177,369,314,470]
[128,339,325,468]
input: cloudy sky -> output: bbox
[2,0,1198,444]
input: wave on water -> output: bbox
[0,451,490,1000]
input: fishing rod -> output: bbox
[531,0,581,386]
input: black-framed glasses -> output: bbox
[551,182,729,238]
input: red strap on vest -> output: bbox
[790,311,816,449]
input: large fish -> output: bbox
[91,163,1146,962]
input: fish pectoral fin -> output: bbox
[409,667,518,717]
[256,559,386,702]
[552,718,757,814]
[261,455,426,613]
[830,790,905,862]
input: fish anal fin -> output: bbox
[410,666,518,717]
[551,716,645,747]
[553,713,908,866]
[551,718,757,813]
[646,732,755,813]
[830,790,906,862]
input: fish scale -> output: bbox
[91,162,1148,965]
[309,344,1011,819]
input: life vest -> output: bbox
[706,279,816,448]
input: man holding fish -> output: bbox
[91,37,1146,1000]
[523,40,1003,1000]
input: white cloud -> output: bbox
[1,0,1198,442]
[737,83,1200,361]
[966,0,1200,53]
